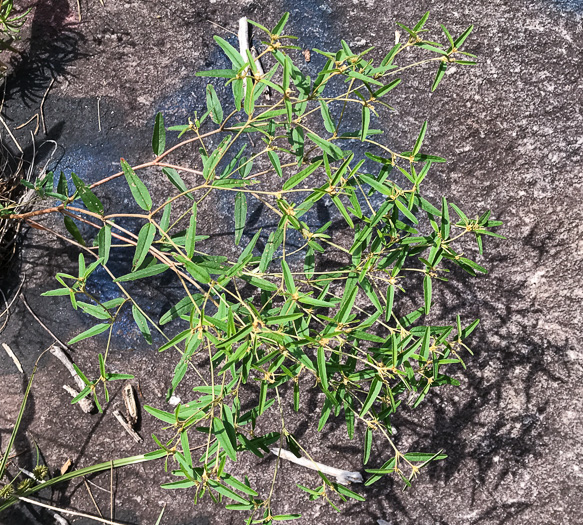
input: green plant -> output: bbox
[1,12,503,522]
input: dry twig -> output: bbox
[270,447,363,485]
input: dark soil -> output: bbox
[1,1,582,524]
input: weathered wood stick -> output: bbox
[62,385,93,414]
[2,342,23,373]
[113,410,143,443]
[50,344,96,413]
[270,447,363,485]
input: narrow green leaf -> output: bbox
[319,100,335,134]
[152,112,166,156]
[423,274,432,315]
[71,173,104,215]
[395,198,419,224]
[359,377,382,417]
[175,254,211,284]
[185,202,197,258]
[373,78,402,97]
[431,61,447,92]
[213,36,244,68]
[317,346,328,391]
[162,167,193,200]
[234,192,247,246]
[114,264,169,282]
[77,301,111,320]
[57,171,68,198]
[206,84,223,124]
[346,69,383,86]
[412,121,428,156]
[132,222,156,270]
[196,68,238,79]
[213,417,237,461]
[307,132,344,160]
[132,305,152,345]
[121,158,152,211]
[68,323,110,345]
[282,160,322,190]
[272,12,289,35]
[268,150,283,177]
[97,224,111,264]
[364,427,372,465]
[454,25,474,49]
[157,329,190,353]
[360,106,370,142]
[304,246,314,279]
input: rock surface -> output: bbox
[1,0,582,524]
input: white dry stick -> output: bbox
[238,17,250,97]
[2,342,23,373]
[62,385,93,414]
[50,344,96,413]
[53,514,70,525]
[238,17,267,97]
[270,447,363,486]
[112,410,142,443]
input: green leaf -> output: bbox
[335,483,365,501]
[152,112,166,156]
[319,101,336,134]
[297,296,337,308]
[454,25,474,49]
[307,132,344,160]
[162,167,193,199]
[114,264,169,282]
[132,222,156,270]
[282,160,322,191]
[132,305,152,344]
[234,192,247,246]
[207,480,249,504]
[317,346,328,391]
[272,12,289,35]
[71,173,104,215]
[68,323,110,344]
[213,36,244,68]
[268,150,283,177]
[360,106,370,142]
[213,417,237,461]
[175,254,211,284]
[395,198,419,224]
[441,196,450,239]
[158,329,190,352]
[431,61,447,92]
[97,224,111,264]
[281,259,297,294]
[358,173,392,197]
[423,274,432,315]
[41,288,70,297]
[77,301,111,320]
[364,427,372,464]
[346,70,383,86]
[304,246,314,279]
[240,274,278,292]
[160,202,172,231]
[185,202,197,258]
[412,121,427,156]
[385,284,395,322]
[144,405,176,424]
[196,68,238,79]
[121,158,152,211]
[57,171,68,198]
[359,377,382,417]
[206,84,223,124]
